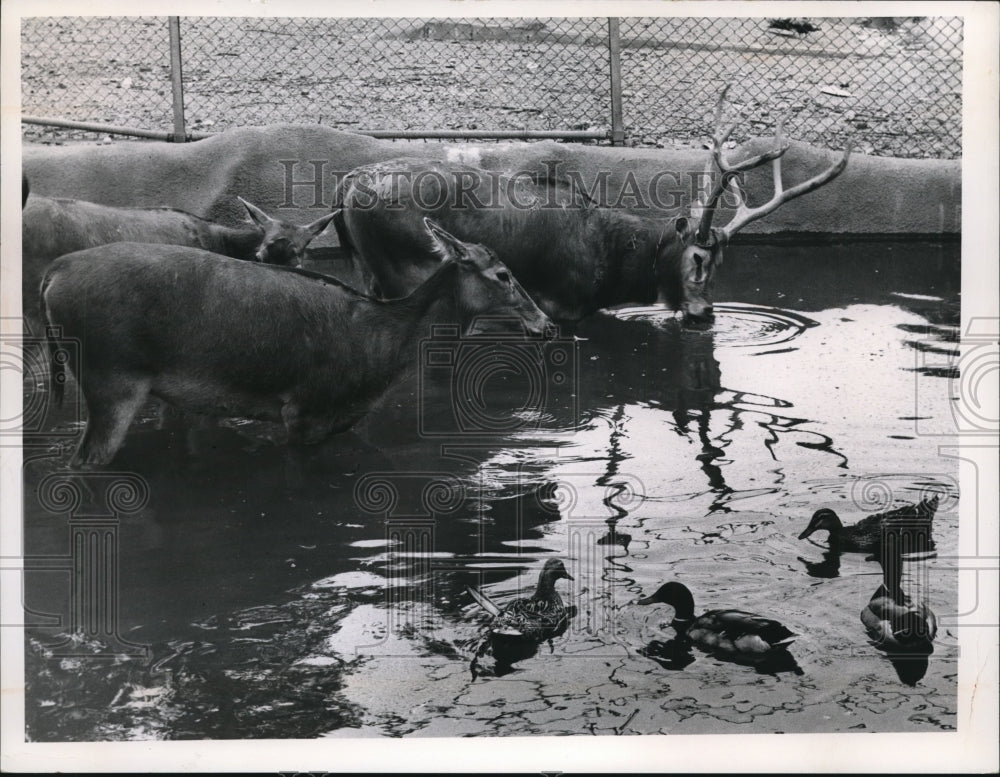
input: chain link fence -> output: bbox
[22,16,962,158]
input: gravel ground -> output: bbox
[21,16,961,157]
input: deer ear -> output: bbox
[305,210,338,239]
[238,197,275,227]
[423,217,468,263]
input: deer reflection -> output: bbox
[576,316,728,500]
[667,328,728,499]
[575,312,848,508]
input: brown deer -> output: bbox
[334,86,852,324]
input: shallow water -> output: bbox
[22,239,961,739]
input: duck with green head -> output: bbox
[861,536,937,655]
[637,581,796,665]
[798,495,939,553]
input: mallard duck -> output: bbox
[861,539,937,654]
[798,495,938,553]
[637,581,796,664]
[467,558,573,642]
[467,558,574,678]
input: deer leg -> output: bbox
[280,401,305,444]
[72,374,152,468]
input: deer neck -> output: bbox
[218,225,265,262]
[355,262,462,375]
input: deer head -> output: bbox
[678,85,852,322]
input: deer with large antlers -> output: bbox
[667,84,853,320]
[691,84,853,253]
[334,86,852,324]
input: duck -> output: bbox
[861,537,937,654]
[798,495,938,553]
[637,581,796,665]
[467,558,574,677]
[468,558,574,642]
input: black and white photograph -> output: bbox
[1,0,997,772]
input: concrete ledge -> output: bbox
[24,125,961,245]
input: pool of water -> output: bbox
[22,239,961,740]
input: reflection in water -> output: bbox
[638,638,695,671]
[596,530,632,553]
[613,302,820,348]
[579,306,849,511]
[888,655,931,686]
[798,546,843,579]
[22,240,961,738]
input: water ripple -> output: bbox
[610,303,819,349]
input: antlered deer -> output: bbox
[22,181,335,335]
[334,86,851,324]
[41,219,550,469]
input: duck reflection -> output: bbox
[887,654,930,686]
[797,546,842,579]
[638,638,695,670]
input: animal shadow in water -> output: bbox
[596,528,632,554]
[798,545,842,579]
[469,605,578,679]
[744,647,804,677]
[636,633,802,676]
[886,653,930,686]
[638,638,696,671]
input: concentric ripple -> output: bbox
[611,303,819,348]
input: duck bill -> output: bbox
[637,595,656,606]
[797,528,814,541]
[562,572,575,581]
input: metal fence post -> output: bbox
[608,17,625,146]
[168,17,187,142]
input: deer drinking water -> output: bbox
[333,86,851,324]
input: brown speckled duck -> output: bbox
[467,558,574,678]
[467,558,574,641]
[798,495,938,553]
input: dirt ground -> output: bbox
[21,16,961,157]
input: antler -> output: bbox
[693,84,852,246]
[718,135,852,241]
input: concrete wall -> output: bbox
[24,125,961,246]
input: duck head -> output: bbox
[798,508,844,541]
[637,581,697,621]
[532,558,574,601]
[540,558,574,582]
